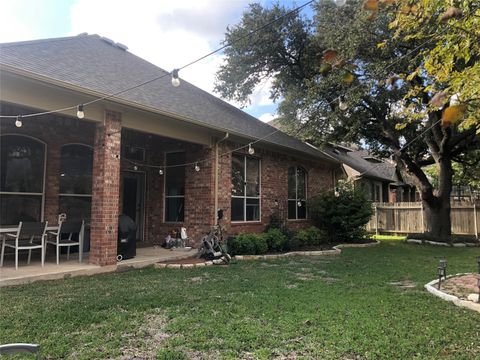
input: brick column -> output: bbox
[90,110,122,266]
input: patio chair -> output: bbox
[0,222,48,270]
[46,220,84,265]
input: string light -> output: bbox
[194,162,200,172]
[449,93,460,106]
[159,169,164,175]
[15,116,22,128]
[297,201,302,207]
[171,69,180,87]
[248,143,255,155]
[76,104,85,119]
[338,96,348,111]
[133,165,138,171]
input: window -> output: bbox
[59,144,93,222]
[288,166,307,220]
[231,154,260,221]
[165,152,185,222]
[0,135,45,225]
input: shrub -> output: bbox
[305,226,324,246]
[228,233,256,255]
[294,229,310,248]
[263,228,287,252]
[228,233,268,255]
[255,234,269,254]
[308,187,373,243]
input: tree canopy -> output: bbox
[215,0,480,240]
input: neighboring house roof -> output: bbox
[0,34,335,163]
[321,145,396,182]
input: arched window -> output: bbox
[0,135,46,225]
[59,144,93,222]
[288,166,307,220]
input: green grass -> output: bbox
[1,242,479,359]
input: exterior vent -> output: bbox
[101,36,115,45]
[115,42,128,51]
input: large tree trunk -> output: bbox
[422,195,452,242]
[421,157,454,242]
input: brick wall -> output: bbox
[0,103,95,225]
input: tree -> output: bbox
[215,0,480,241]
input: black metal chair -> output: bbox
[1,222,48,270]
[47,221,85,265]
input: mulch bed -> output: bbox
[441,274,479,300]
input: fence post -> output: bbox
[421,202,425,233]
[474,204,478,240]
[375,204,379,235]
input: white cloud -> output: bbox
[69,0,250,95]
[259,112,278,123]
[0,1,37,43]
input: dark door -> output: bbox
[122,171,145,241]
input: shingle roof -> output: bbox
[321,145,396,182]
[0,34,335,163]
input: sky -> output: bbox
[0,0,314,123]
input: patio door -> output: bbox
[121,171,145,241]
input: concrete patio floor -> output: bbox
[0,246,197,287]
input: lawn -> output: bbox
[1,242,479,359]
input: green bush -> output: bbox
[228,233,256,255]
[308,188,373,243]
[294,229,310,248]
[255,234,269,254]
[263,228,287,252]
[305,226,324,246]
[228,233,268,255]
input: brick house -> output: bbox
[0,34,340,266]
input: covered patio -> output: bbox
[0,246,196,287]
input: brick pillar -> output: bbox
[90,110,122,266]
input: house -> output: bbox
[0,34,340,267]
[321,144,418,203]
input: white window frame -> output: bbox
[231,154,261,223]
[287,166,307,220]
[0,134,47,224]
[163,151,186,223]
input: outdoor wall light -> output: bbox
[76,104,85,119]
[171,69,180,87]
[15,115,22,128]
[194,162,200,172]
[248,143,255,155]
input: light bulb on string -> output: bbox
[158,169,164,175]
[297,201,302,207]
[338,96,348,111]
[449,93,460,106]
[248,143,255,155]
[15,116,23,128]
[133,165,138,171]
[194,163,200,172]
[171,69,180,87]
[77,104,85,119]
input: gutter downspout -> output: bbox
[214,132,229,224]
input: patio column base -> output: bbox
[90,110,122,266]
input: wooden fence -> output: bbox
[366,202,480,238]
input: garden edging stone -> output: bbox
[424,273,480,313]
